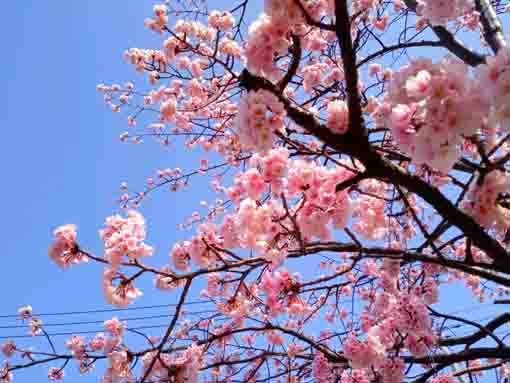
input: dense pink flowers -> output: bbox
[66,335,86,360]
[241,168,266,200]
[170,242,191,271]
[89,333,107,352]
[327,100,349,134]
[47,367,64,381]
[380,358,405,383]
[384,57,489,173]
[353,189,388,240]
[244,14,290,78]
[104,350,133,382]
[100,210,153,269]
[49,224,87,268]
[104,317,126,337]
[463,170,510,229]
[341,369,370,383]
[208,10,235,30]
[236,198,276,248]
[160,95,177,122]
[477,46,510,130]
[168,153,359,274]
[312,353,334,383]
[141,343,203,383]
[416,0,475,26]
[0,342,15,358]
[430,375,457,383]
[236,89,286,154]
[102,268,143,307]
[343,332,385,369]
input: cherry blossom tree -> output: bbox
[5,0,510,382]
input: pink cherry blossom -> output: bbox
[236,89,286,154]
[100,210,153,269]
[47,367,64,381]
[49,224,87,268]
[0,342,15,358]
[327,100,349,134]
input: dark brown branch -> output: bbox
[288,241,510,286]
[475,0,507,53]
[140,278,192,383]
[453,361,503,377]
[440,312,510,347]
[403,0,486,66]
[404,346,510,364]
[278,34,302,92]
[334,0,366,139]
[239,69,510,271]
[357,40,443,67]
[335,172,368,192]
[294,0,336,31]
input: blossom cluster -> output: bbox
[327,100,349,135]
[338,258,440,372]
[382,56,489,173]
[48,224,88,268]
[102,268,143,307]
[416,0,476,26]
[143,4,168,33]
[207,10,235,30]
[141,343,204,382]
[244,14,291,79]
[169,151,360,273]
[462,170,510,230]
[244,0,337,78]
[100,210,153,269]
[477,46,510,130]
[236,90,286,154]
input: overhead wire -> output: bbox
[0,311,228,340]
[0,310,219,330]
[0,300,212,319]
[0,323,193,340]
[0,298,507,342]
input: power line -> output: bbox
[0,324,184,340]
[1,312,508,343]
[0,310,218,330]
[0,314,231,340]
[0,299,505,343]
[0,300,212,319]
[3,321,508,342]
[0,290,500,320]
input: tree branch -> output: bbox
[239,69,510,271]
[403,0,486,66]
[334,0,366,139]
[475,0,507,53]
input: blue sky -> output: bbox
[0,1,208,380]
[0,1,507,382]
[0,1,161,313]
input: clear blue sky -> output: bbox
[0,1,214,380]
[0,1,506,382]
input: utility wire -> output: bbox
[0,304,499,331]
[0,300,212,319]
[0,324,190,340]
[0,299,496,321]
[0,299,506,343]
[0,310,218,330]
[0,313,231,340]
